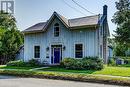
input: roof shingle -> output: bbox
[23,22,46,32]
[69,15,99,27]
[23,12,100,33]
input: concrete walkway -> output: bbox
[29,67,49,71]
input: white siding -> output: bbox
[24,17,99,64]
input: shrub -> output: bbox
[7,60,26,67]
[108,58,116,66]
[60,57,103,70]
[7,59,40,67]
[82,57,103,70]
[27,59,40,67]
[60,58,76,69]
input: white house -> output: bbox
[23,5,110,64]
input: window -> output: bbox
[34,46,40,58]
[54,23,60,37]
[75,44,83,58]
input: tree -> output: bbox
[0,11,16,30]
[112,0,130,47]
[114,43,127,56]
[0,11,23,64]
[108,38,127,56]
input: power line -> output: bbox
[62,0,86,16]
[72,0,96,15]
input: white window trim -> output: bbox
[33,45,41,59]
[53,23,60,37]
[74,42,84,58]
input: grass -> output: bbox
[1,64,130,77]
[0,69,129,86]
[118,64,130,67]
[0,65,130,85]
[94,66,130,77]
[0,65,38,70]
[39,65,130,77]
[39,66,95,74]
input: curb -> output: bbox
[0,70,130,86]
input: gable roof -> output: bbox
[69,15,99,27]
[23,22,46,33]
[43,12,70,30]
[23,12,101,33]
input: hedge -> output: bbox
[0,69,130,86]
[60,57,104,70]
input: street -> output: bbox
[0,75,127,87]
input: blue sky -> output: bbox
[15,0,118,36]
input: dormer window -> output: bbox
[54,23,60,37]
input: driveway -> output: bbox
[0,75,128,87]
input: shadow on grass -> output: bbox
[39,66,98,74]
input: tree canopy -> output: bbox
[0,11,23,64]
[112,0,130,47]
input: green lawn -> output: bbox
[0,65,37,70]
[1,65,130,77]
[94,66,130,77]
[0,65,130,86]
[117,64,130,67]
[40,65,130,77]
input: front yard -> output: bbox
[39,65,130,77]
[0,58,130,86]
[0,65,130,77]
[0,65,130,86]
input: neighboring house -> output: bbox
[23,5,110,64]
[125,48,130,56]
[16,45,24,60]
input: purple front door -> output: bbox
[54,48,61,64]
